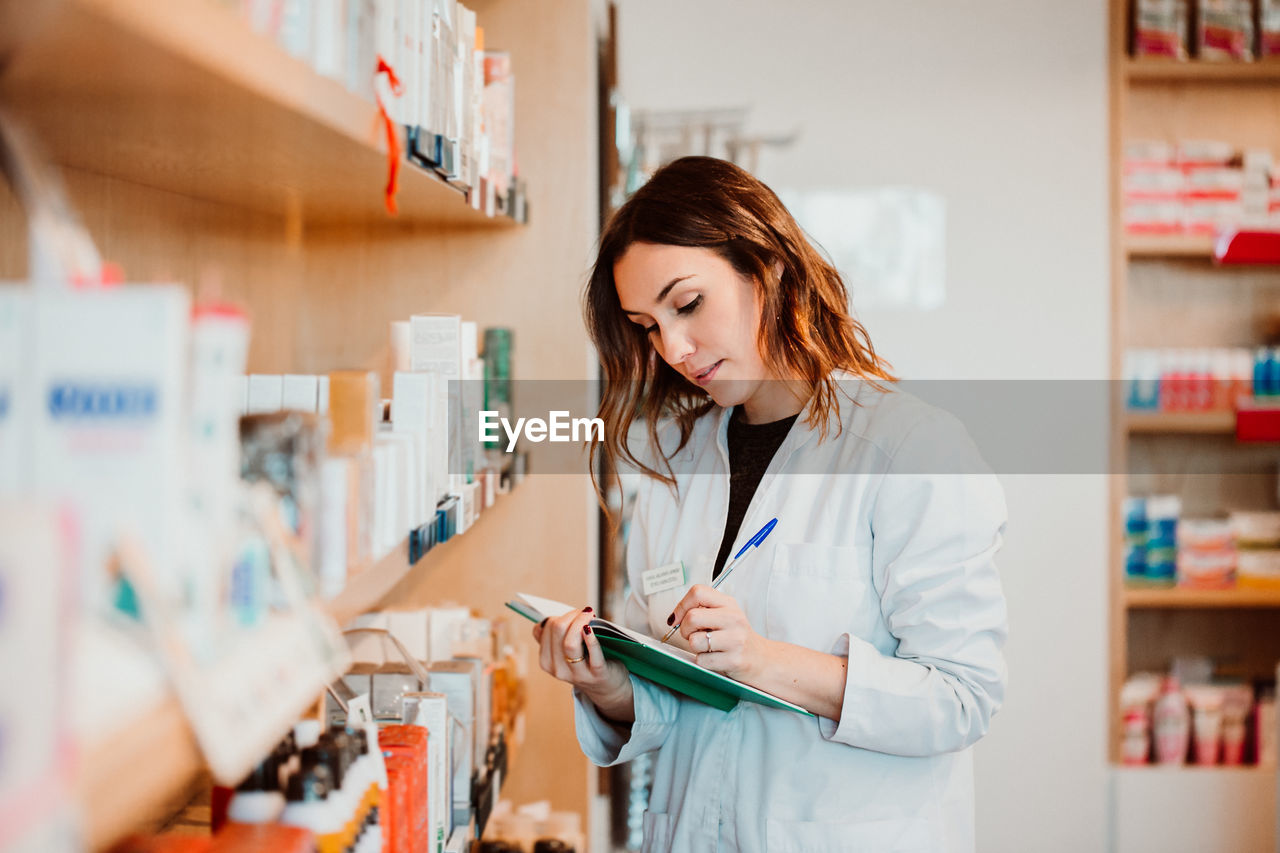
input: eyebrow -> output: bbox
[621,275,695,316]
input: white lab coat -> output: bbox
[574,376,1008,853]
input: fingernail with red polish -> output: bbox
[583,606,593,613]
[539,618,548,627]
[666,613,675,626]
[584,625,593,636]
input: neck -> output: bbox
[739,379,809,424]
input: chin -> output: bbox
[702,378,754,410]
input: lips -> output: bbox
[692,359,723,386]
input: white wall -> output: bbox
[617,1,1111,849]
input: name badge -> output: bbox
[642,561,686,596]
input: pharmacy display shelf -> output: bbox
[1126,58,1280,84]
[1125,411,1236,434]
[0,0,511,226]
[78,692,203,851]
[1124,235,1216,259]
[1125,586,1280,609]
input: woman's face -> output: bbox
[615,242,792,420]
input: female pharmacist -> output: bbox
[533,156,1008,853]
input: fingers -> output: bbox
[695,651,733,672]
[583,623,607,676]
[678,604,734,641]
[558,607,595,675]
[532,618,546,643]
[668,584,736,628]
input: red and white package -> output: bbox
[1134,0,1191,58]
[1197,0,1255,60]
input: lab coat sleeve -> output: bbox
[572,481,683,765]
[819,410,1009,756]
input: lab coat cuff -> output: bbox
[818,632,879,744]
[573,673,678,766]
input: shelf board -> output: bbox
[1124,234,1216,259]
[1126,58,1280,83]
[1125,586,1280,608]
[77,693,203,851]
[1125,411,1236,434]
[0,0,510,226]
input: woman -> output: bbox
[533,156,1007,852]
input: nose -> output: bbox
[657,326,695,366]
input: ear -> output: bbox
[771,260,784,283]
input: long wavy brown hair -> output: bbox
[585,156,893,491]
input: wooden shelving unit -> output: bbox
[0,0,599,847]
[1125,586,1280,608]
[1110,5,1280,845]
[1125,411,1236,434]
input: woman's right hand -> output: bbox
[533,606,634,720]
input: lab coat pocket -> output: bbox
[766,816,935,852]
[766,543,872,652]
[640,810,675,853]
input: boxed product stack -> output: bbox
[1176,518,1237,588]
[1124,495,1182,586]
[1231,510,1280,585]
[1123,141,1280,235]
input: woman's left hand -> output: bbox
[670,584,774,681]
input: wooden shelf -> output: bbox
[77,693,203,851]
[1125,411,1236,434]
[1126,58,1280,83]
[0,0,511,226]
[1125,586,1280,608]
[1125,234,1216,259]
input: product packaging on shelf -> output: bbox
[1263,0,1280,56]
[186,305,252,654]
[427,660,478,829]
[0,503,75,851]
[411,314,464,493]
[404,692,452,853]
[30,286,190,618]
[1133,0,1191,59]
[1230,510,1280,586]
[1196,0,1255,60]
[1175,518,1236,589]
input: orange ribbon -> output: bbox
[375,55,405,216]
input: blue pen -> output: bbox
[661,517,778,644]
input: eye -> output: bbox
[676,295,703,315]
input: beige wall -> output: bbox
[616,1,1112,849]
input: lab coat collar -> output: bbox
[710,372,870,559]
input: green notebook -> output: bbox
[506,593,813,716]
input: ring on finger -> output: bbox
[705,630,714,653]
[565,653,586,664]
